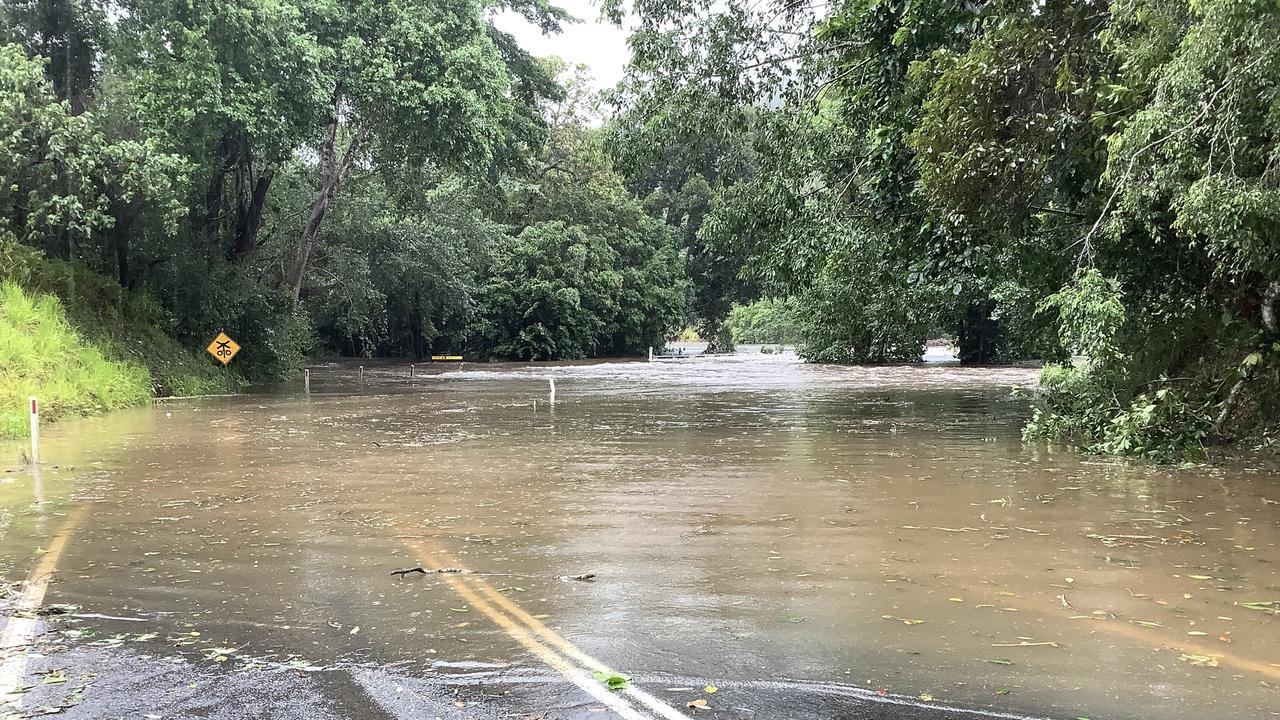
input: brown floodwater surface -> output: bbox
[2,350,1278,719]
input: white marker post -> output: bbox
[648,346,653,362]
[304,369,311,394]
[359,365,365,382]
[410,364,415,378]
[28,396,39,465]
[548,378,556,406]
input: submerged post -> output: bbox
[410,364,415,378]
[359,365,365,382]
[28,396,39,465]
[304,368,310,394]
[548,377,556,406]
[648,346,653,362]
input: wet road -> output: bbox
[2,350,1278,719]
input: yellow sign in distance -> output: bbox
[206,332,241,365]
[431,355,463,361]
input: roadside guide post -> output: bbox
[28,396,38,465]
[549,377,556,406]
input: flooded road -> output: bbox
[2,351,1278,719]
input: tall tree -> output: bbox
[284,0,561,301]
[1,0,104,114]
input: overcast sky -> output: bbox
[491,0,632,92]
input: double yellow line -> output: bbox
[400,538,689,720]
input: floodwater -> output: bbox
[2,349,1278,720]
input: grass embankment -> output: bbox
[0,244,242,438]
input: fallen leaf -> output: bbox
[687,699,709,710]
[592,671,631,691]
[1177,653,1220,667]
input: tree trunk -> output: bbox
[200,132,235,244]
[233,169,273,261]
[957,301,1002,364]
[1263,280,1280,334]
[411,289,425,360]
[288,179,335,301]
[112,219,130,287]
[287,116,368,303]
[1212,368,1251,441]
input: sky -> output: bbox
[490,0,632,92]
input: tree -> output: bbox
[1,0,104,114]
[0,44,185,275]
[284,0,559,301]
[475,66,687,360]
[306,174,502,358]
[109,0,330,262]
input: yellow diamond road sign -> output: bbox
[206,332,241,365]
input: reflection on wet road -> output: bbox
[1,350,1278,719]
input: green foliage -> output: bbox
[726,298,801,345]
[611,0,1280,458]
[474,222,619,360]
[473,97,686,361]
[1023,365,1214,462]
[1038,269,1126,361]
[0,281,151,437]
[1,241,242,397]
[592,671,632,691]
[308,176,501,357]
[473,215,683,360]
[0,43,186,258]
[1,0,687,401]
[797,246,930,364]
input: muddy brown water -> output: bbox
[2,350,1278,719]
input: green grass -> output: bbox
[0,243,244,437]
[0,282,152,435]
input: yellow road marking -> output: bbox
[1082,613,1280,680]
[957,580,1280,681]
[0,505,89,698]
[443,559,693,718]
[402,540,660,719]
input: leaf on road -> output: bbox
[592,671,631,691]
